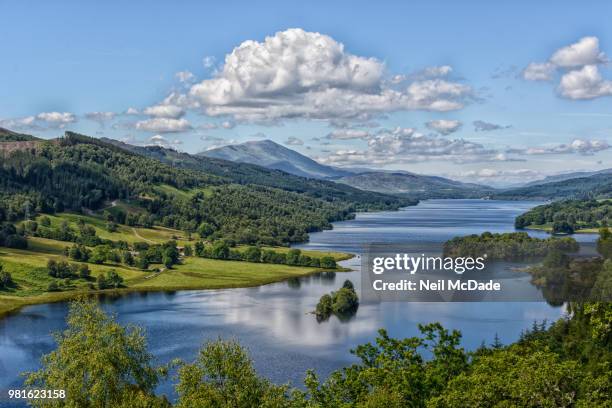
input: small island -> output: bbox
[314,279,359,321]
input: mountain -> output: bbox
[524,168,612,187]
[0,131,411,246]
[0,127,39,141]
[199,140,351,179]
[337,171,492,198]
[101,138,413,211]
[495,172,612,200]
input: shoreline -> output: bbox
[0,258,354,319]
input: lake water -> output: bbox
[0,199,598,405]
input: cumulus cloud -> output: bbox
[221,120,235,129]
[326,129,371,140]
[285,136,304,146]
[550,36,607,68]
[522,62,555,81]
[425,119,462,135]
[203,56,216,69]
[135,118,192,133]
[508,139,609,155]
[147,134,183,149]
[523,36,612,100]
[85,111,116,126]
[557,65,612,100]
[186,29,473,121]
[1,111,77,130]
[143,104,185,118]
[318,127,505,166]
[473,120,511,132]
[125,107,140,115]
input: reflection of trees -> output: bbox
[530,256,611,304]
[287,277,301,289]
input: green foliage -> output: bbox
[97,270,124,289]
[516,198,612,231]
[24,298,169,407]
[597,227,612,259]
[315,280,359,321]
[0,264,14,289]
[443,231,579,259]
[175,339,291,408]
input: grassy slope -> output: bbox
[1,214,353,316]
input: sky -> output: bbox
[1,0,611,186]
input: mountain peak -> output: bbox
[199,139,350,179]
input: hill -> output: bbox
[495,172,612,200]
[337,171,492,198]
[0,131,410,246]
[200,139,351,179]
[100,138,411,211]
[524,168,612,187]
[0,127,39,142]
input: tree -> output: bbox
[176,339,290,408]
[24,298,169,407]
[183,244,193,257]
[320,256,336,269]
[244,246,262,263]
[286,249,301,265]
[122,250,135,266]
[0,264,13,289]
[315,294,333,320]
[78,264,91,279]
[211,240,230,260]
[194,241,204,257]
[553,220,574,235]
[197,222,214,239]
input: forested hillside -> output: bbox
[495,173,612,200]
[515,199,611,233]
[0,131,409,245]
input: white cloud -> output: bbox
[85,111,116,125]
[318,127,504,166]
[0,116,38,130]
[175,71,195,83]
[508,138,610,155]
[285,136,304,146]
[523,36,612,100]
[221,120,235,129]
[143,104,185,118]
[203,56,216,68]
[550,36,607,68]
[187,29,473,121]
[425,119,462,135]
[125,107,140,115]
[36,111,76,124]
[522,62,555,81]
[557,65,612,100]
[326,129,371,140]
[135,118,192,133]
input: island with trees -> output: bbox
[515,199,611,234]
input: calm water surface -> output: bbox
[0,200,598,405]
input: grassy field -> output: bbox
[0,216,353,316]
[525,224,600,234]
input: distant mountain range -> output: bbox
[199,140,491,198]
[524,168,612,187]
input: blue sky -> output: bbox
[1,0,611,185]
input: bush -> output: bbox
[0,265,13,289]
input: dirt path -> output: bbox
[132,227,157,244]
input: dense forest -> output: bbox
[516,199,611,233]
[443,231,579,259]
[0,131,410,245]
